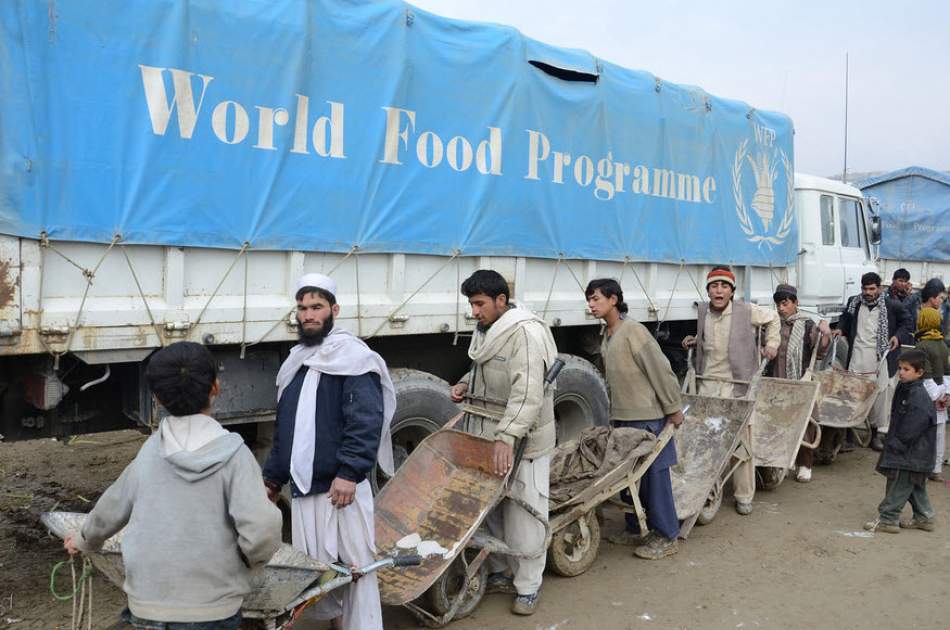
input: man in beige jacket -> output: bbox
[451,270,557,616]
[682,266,780,515]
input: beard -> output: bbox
[298,313,334,346]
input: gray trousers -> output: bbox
[878,470,935,523]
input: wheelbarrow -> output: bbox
[545,421,675,577]
[40,512,422,630]
[750,336,822,491]
[374,360,564,627]
[813,337,885,464]
[672,348,761,537]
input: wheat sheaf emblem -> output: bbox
[732,139,794,246]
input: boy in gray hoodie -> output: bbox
[64,342,282,629]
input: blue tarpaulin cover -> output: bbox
[0,0,796,265]
[858,167,950,263]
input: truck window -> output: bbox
[820,195,835,245]
[838,197,864,248]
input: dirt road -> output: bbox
[1,431,947,630]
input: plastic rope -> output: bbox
[49,557,92,601]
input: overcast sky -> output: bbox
[408,0,950,179]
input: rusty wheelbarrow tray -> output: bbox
[375,424,544,627]
[374,427,505,608]
[41,512,421,630]
[544,423,674,577]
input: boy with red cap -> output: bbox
[683,266,780,515]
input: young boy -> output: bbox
[64,342,282,629]
[586,278,684,559]
[766,284,831,483]
[864,349,938,534]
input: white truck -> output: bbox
[0,1,880,477]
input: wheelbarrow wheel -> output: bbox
[755,466,786,491]
[696,484,723,526]
[425,550,487,620]
[547,510,600,577]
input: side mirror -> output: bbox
[867,197,882,245]
[869,215,881,245]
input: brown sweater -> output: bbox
[602,319,682,420]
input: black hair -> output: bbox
[295,286,336,306]
[898,348,927,373]
[921,278,947,302]
[891,268,910,281]
[860,271,882,287]
[585,278,629,314]
[461,269,510,302]
[145,341,218,417]
[773,290,797,304]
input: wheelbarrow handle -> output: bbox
[391,554,424,568]
[800,415,822,450]
[544,358,566,386]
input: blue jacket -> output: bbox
[263,368,383,497]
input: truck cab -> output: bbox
[794,174,879,320]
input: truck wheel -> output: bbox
[553,354,609,444]
[372,369,460,492]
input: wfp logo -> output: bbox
[732,125,793,246]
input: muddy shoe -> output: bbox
[735,501,753,516]
[864,518,900,533]
[486,572,516,594]
[796,466,812,483]
[633,535,678,560]
[899,516,936,532]
[512,592,539,616]
[606,529,650,546]
[927,473,944,483]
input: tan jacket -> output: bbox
[459,306,557,459]
[602,319,682,420]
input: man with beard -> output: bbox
[835,272,913,452]
[885,268,921,327]
[262,273,395,630]
[682,266,780,515]
[450,270,558,616]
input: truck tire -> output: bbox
[553,354,609,444]
[371,368,460,492]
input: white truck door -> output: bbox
[836,195,871,301]
[0,236,22,341]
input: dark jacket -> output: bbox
[837,295,912,377]
[884,288,920,329]
[263,369,383,497]
[878,379,937,474]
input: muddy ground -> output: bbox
[1,430,947,630]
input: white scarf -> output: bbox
[277,327,395,494]
[468,304,558,367]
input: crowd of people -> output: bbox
[62,266,948,629]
